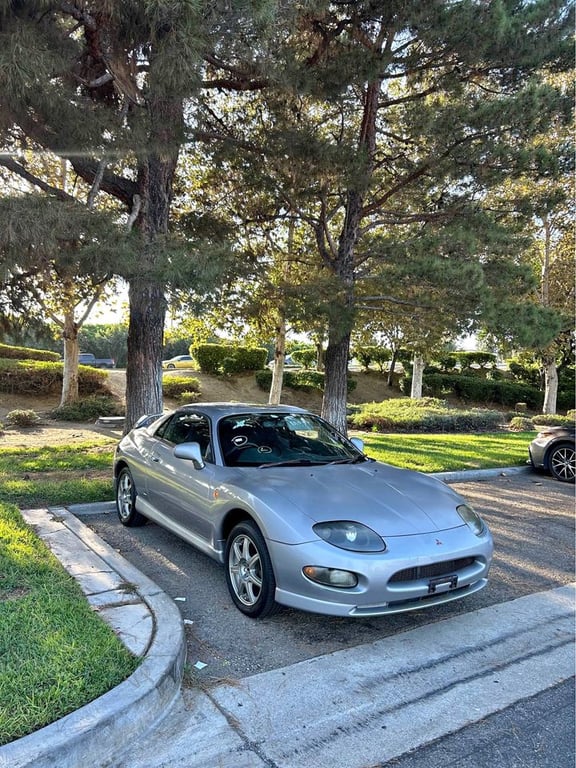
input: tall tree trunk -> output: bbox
[411,355,425,398]
[539,219,558,415]
[322,327,351,433]
[269,312,287,405]
[125,277,166,427]
[124,90,182,432]
[387,348,399,387]
[321,80,380,433]
[60,309,80,406]
[542,354,558,414]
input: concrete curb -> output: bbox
[1,507,186,768]
[431,464,532,483]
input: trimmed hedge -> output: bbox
[255,368,357,394]
[0,359,108,397]
[0,343,60,362]
[349,397,504,433]
[401,373,544,410]
[194,344,267,375]
[162,376,201,399]
[50,395,123,422]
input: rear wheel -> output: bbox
[548,443,576,483]
[225,521,278,618]
[116,467,147,526]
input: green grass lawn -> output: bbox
[357,431,534,473]
[0,503,138,746]
[0,441,115,507]
[0,428,534,745]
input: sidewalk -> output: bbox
[4,465,573,768]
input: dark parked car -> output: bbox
[528,425,575,483]
[78,352,115,369]
[114,403,493,619]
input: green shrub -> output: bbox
[162,376,201,399]
[349,398,503,433]
[221,356,246,376]
[401,373,543,410]
[194,343,267,374]
[50,396,123,422]
[352,345,391,372]
[290,346,317,369]
[178,390,201,404]
[508,416,535,432]
[5,409,40,427]
[531,414,575,427]
[0,343,60,362]
[453,351,497,370]
[255,368,356,394]
[0,359,108,397]
[507,358,540,387]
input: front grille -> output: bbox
[389,557,476,583]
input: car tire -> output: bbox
[167,363,175,369]
[225,521,279,618]
[547,443,576,483]
[116,467,147,526]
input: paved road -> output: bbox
[77,472,574,767]
[81,473,574,683]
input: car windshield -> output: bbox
[218,413,365,467]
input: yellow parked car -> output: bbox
[162,354,194,370]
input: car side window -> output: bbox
[156,413,213,463]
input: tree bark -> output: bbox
[125,277,166,427]
[410,355,425,399]
[541,355,558,414]
[322,328,351,434]
[123,89,183,432]
[60,309,80,406]
[268,312,287,405]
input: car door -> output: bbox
[146,412,217,542]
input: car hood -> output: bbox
[235,462,466,536]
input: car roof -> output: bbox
[177,402,310,418]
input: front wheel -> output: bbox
[548,443,575,483]
[225,521,278,618]
[116,467,147,526]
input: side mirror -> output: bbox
[350,437,364,452]
[173,442,205,469]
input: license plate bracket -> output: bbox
[428,574,458,594]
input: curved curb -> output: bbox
[1,509,186,768]
[431,465,532,483]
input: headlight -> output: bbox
[313,521,386,552]
[457,504,485,536]
[302,566,358,588]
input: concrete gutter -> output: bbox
[1,506,186,768]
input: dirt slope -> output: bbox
[0,368,396,447]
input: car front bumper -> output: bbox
[268,525,493,618]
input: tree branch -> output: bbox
[0,155,76,202]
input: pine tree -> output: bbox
[0,1,275,429]
[201,0,573,431]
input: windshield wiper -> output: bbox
[325,455,368,465]
[259,458,326,468]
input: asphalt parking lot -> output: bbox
[81,472,575,686]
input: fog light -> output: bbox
[302,566,358,588]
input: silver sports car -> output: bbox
[114,403,493,618]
